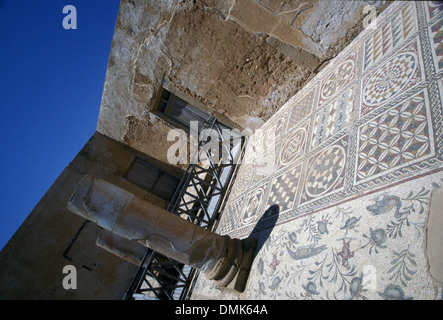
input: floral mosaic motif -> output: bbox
[192,176,440,300]
[361,228,388,254]
[249,184,431,299]
[246,220,368,300]
[387,246,417,287]
[364,187,428,241]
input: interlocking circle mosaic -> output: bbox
[321,60,355,100]
[280,128,306,165]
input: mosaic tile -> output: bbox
[278,119,309,170]
[232,163,254,197]
[311,87,354,149]
[193,173,443,300]
[286,84,317,131]
[192,1,443,300]
[239,185,269,228]
[425,1,443,22]
[319,52,356,106]
[355,89,434,185]
[363,1,417,72]
[360,37,424,118]
[266,164,302,213]
[429,12,443,73]
[300,136,348,205]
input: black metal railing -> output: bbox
[123,118,246,300]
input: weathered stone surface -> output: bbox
[97,0,390,168]
[301,0,391,58]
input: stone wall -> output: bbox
[97,0,391,166]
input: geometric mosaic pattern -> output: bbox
[312,88,354,148]
[363,52,417,106]
[363,1,416,71]
[360,38,424,117]
[429,10,443,73]
[279,125,307,167]
[240,187,266,228]
[267,164,302,212]
[320,58,355,103]
[287,87,316,128]
[193,1,443,300]
[217,0,443,240]
[356,90,433,183]
[305,144,346,198]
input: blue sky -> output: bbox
[0,0,121,250]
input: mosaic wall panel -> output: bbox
[194,1,443,300]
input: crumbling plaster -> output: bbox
[97,0,391,165]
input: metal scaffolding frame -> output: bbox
[123,118,246,300]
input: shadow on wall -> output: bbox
[248,204,280,260]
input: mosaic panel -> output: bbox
[425,1,443,22]
[319,52,356,105]
[239,186,268,228]
[266,164,303,214]
[218,193,245,234]
[193,172,443,300]
[250,110,289,186]
[232,163,254,197]
[300,137,348,205]
[429,12,443,73]
[355,89,434,185]
[217,1,442,238]
[360,38,424,117]
[278,120,309,170]
[286,84,317,130]
[363,1,417,71]
[194,1,443,300]
[311,87,354,149]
